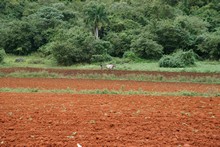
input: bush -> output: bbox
[0,48,6,63]
[92,40,112,55]
[123,51,139,61]
[104,31,134,57]
[52,42,75,66]
[159,55,173,67]
[0,21,39,55]
[52,41,95,66]
[15,58,25,63]
[174,15,209,35]
[131,38,163,60]
[91,54,112,63]
[159,50,196,68]
[52,27,96,66]
[28,59,45,64]
[38,42,55,57]
[156,20,191,54]
[196,33,220,60]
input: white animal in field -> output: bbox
[100,64,116,70]
[106,64,115,70]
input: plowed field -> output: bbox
[1,67,220,78]
[0,69,220,146]
[1,93,220,146]
[0,77,220,93]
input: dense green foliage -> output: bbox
[0,0,219,66]
[159,50,196,68]
[0,48,5,63]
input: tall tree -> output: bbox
[83,1,108,39]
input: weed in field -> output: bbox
[181,111,191,117]
[89,120,96,124]
[8,112,13,116]
[7,71,62,78]
[1,70,220,84]
[1,87,219,97]
[180,91,198,96]
[138,88,144,93]
[119,85,125,92]
[67,132,77,139]
[0,72,5,77]
[133,110,141,116]
[61,104,67,112]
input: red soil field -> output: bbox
[0,70,220,146]
[1,93,220,146]
[1,77,220,93]
[1,67,220,78]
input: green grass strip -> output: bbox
[0,71,62,78]
[74,73,220,84]
[0,71,219,84]
[0,87,219,97]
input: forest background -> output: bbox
[0,0,219,67]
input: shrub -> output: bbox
[196,33,220,60]
[52,41,95,66]
[15,58,25,63]
[38,42,55,57]
[52,38,95,66]
[52,42,75,66]
[156,20,191,54]
[28,59,45,64]
[159,55,173,67]
[174,15,209,35]
[159,50,196,68]
[0,48,6,63]
[91,54,112,63]
[0,21,39,55]
[92,40,112,55]
[104,31,134,57]
[123,51,139,61]
[52,27,96,66]
[131,38,163,60]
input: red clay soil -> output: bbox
[1,77,220,93]
[1,67,220,78]
[0,93,220,146]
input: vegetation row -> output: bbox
[0,87,219,97]
[1,71,220,84]
[0,0,220,67]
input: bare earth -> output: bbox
[1,67,220,78]
[0,77,220,93]
[0,68,220,146]
[0,93,220,146]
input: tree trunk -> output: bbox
[94,26,99,39]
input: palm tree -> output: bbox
[84,1,108,39]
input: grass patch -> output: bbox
[75,73,220,84]
[0,87,219,97]
[1,54,220,73]
[1,71,219,84]
[0,87,40,93]
[6,71,63,78]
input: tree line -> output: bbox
[0,0,219,66]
